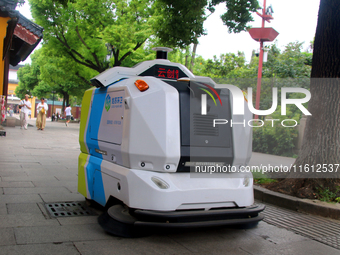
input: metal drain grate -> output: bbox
[262,202,340,250]
[45,201,97,217]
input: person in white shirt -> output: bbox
[64,104,72,127]
[19,94,31,130]
[36,98,48,130]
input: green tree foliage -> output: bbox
[154,0,210,48]
[16,46,94,110]
[29,0,261,74]
[155,0,260,47]
[203,52,246,78]
[15,52,41,98]
[264,42,312,78]
[36,47,94,108]
[211,0,259,33]
[29,0,156,73]
[201,42,312,117]
[252,106,300,156]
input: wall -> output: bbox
[0,17,11,96]
[7,82,17,95]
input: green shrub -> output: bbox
[316,186,340,202]
[252,106,299,157]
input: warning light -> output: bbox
[134,79,149,92]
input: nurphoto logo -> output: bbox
[200,84,311,128]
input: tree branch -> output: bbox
[55,34,102,72]
[116,40,146,66]
[75,72,91,86]
[75,26,102,70]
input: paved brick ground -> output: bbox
[0,118,339,255]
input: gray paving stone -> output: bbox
[0,214,59,228]
[2,175,58,182]
[253,239,340,255]
[14,224,111,244]
[20,163,44,169]
[32,180,77,188]
[0,228,16,246]
[16,158,41,163]
[167,227,276,254]
[24,169,53,176]
[0,171,27,177]
[74,237,195,255]
[246,221,308,244]
[0,202,7,215]
[0,168,23,174]
[53,175,78,181]
[57,216,98,226]
[38,161,67,166]
[0,194,43,203]
[0,181,34,188]
[0,243,80,255]
[64,186,79,193]
[0,166,25,172]
[47,170,77,177]
[39,193,85,203]
[3,187,71,195]
[0,153,17,158]
[7,203,42,215]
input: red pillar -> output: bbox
[255,0,266,120]
[255,40,264,120]
[248,0,278,119]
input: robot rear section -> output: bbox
[163,80,233,172]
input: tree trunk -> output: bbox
[190,42,198,72]
[267,0,340,198]
[62,95,66,115]
[185,55,189,68]
[65,94,69,107]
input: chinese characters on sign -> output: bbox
[157,67,179,80]
[112,96,123,108]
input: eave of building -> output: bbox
[10,13,44,66]
[0,1,44,66]
[0,0,18,18]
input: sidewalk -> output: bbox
[1,119,339,254]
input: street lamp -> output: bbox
[52,91,56,120]
[248,0,279,119]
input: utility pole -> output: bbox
[248,0,278,119]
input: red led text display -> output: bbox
[157,67,179,80]
[138,65,186,80]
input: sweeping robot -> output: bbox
[78,47,265,237]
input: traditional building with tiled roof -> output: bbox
[0,0,43,122]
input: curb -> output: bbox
[254,185,340,220]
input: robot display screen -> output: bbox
[139,64,187,80]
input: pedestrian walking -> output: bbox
[65,104,72,127]
[36,98,48,130]
[19,94,31,130]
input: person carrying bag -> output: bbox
[36,98,48,130]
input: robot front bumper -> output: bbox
[111,203,265,228]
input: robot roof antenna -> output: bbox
[152,47,173,60]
